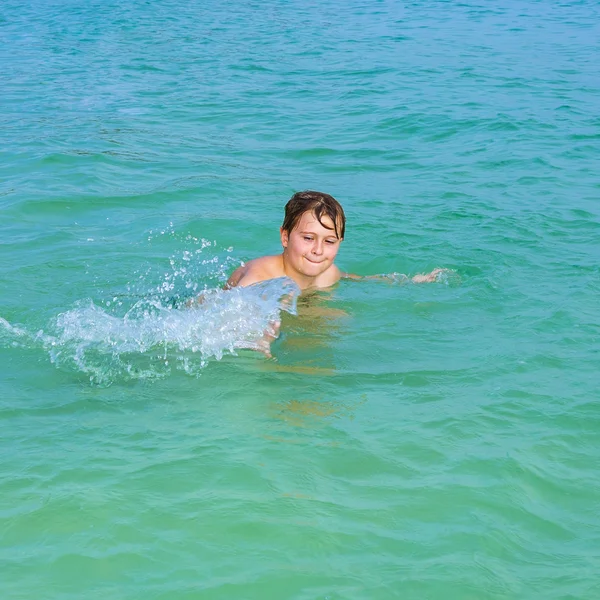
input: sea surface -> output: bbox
[1,0,599,598]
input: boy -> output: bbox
[225,190,442,291]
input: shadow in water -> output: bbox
[273,287,349,371]
[267,394,367,429]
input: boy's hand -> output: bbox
[233,319,280,357]
[411,268,445,283]
[253,319,281,358]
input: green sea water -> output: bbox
[1,0,599,598]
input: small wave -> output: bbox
[0,278,299,385]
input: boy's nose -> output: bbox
[312,241,324,255]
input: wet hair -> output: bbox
[281,191,346,239]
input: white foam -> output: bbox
[1,278,299,385]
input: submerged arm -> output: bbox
[342,268,445,284]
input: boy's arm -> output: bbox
[342,268,444,284]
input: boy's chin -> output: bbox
[302,258,328,273]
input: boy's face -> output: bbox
[280,210,342,279]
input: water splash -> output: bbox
[0,317,37,347]
[1,271,299,386]
[130,225,240,301]
[48,277,298,382]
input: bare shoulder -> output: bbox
[225,255,284,288]
[314,263,343,288]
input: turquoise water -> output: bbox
[2,0,599,597]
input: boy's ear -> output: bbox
[280,227,288,248]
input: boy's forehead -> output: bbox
[297,210,335,230]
